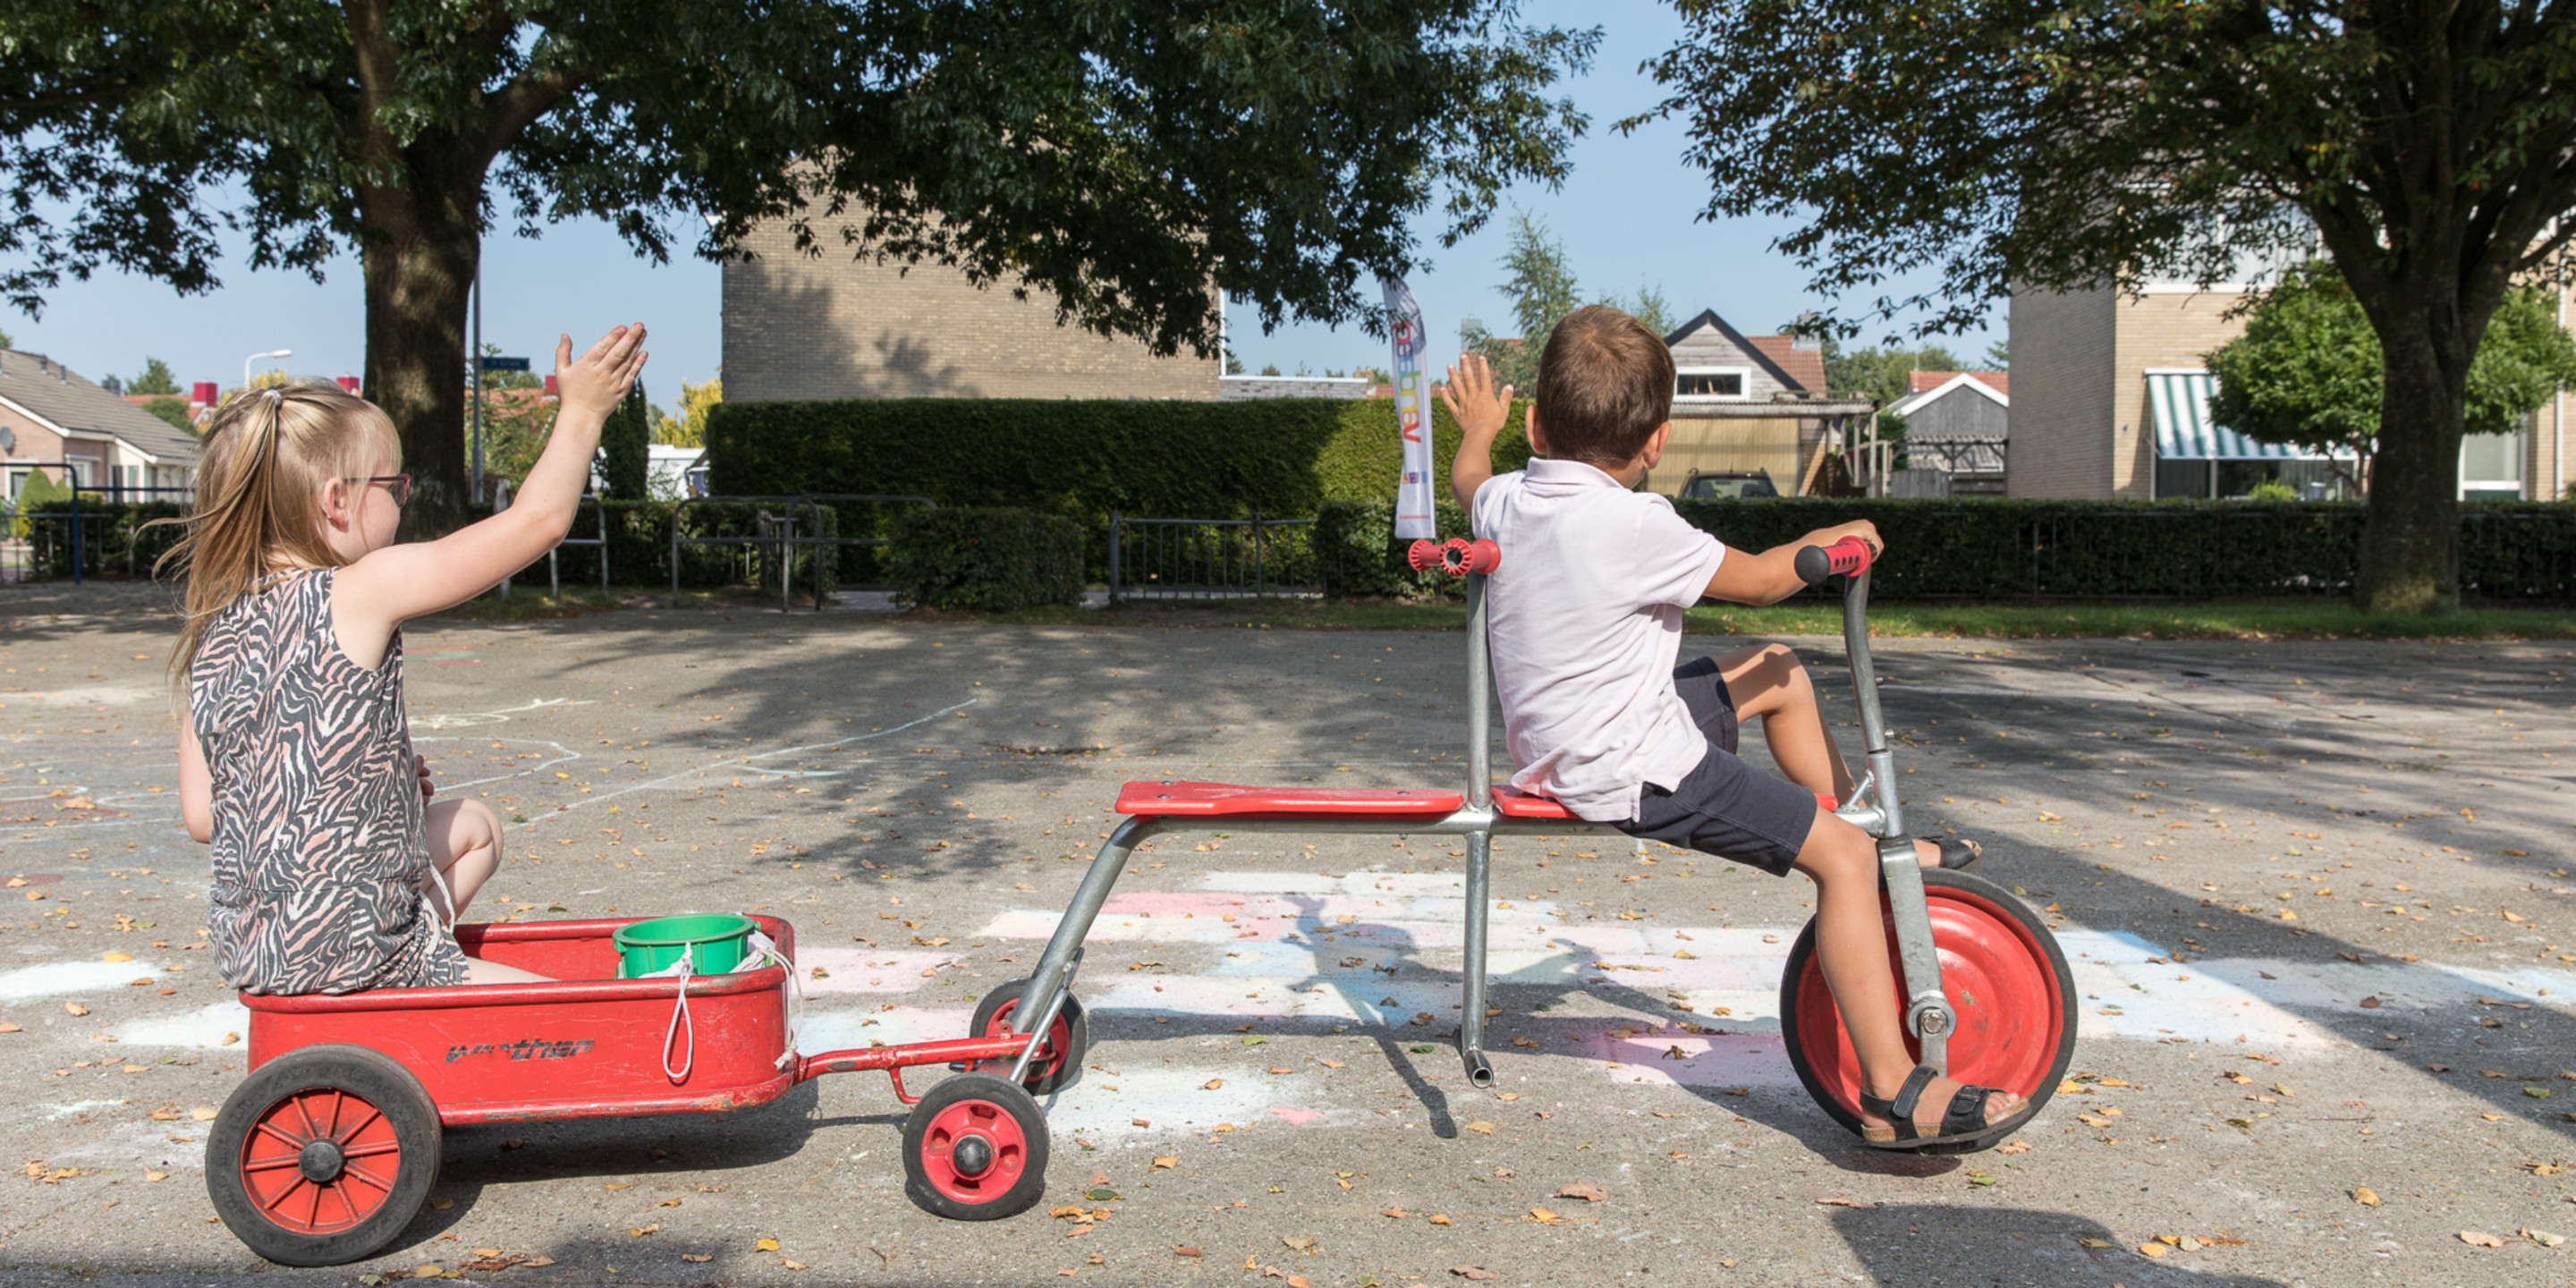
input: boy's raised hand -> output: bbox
[554,324,649,420]
[1439,353,1514,441]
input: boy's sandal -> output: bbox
[1920,835,1981,869]
[1857,1064,2017,1149]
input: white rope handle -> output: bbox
[744,930,802,1069]
[655,945,696,1083]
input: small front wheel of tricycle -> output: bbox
[205,1044,442,1266]
[1778,868,2078,1155]
[902,1072,1050,1220]
[968,977,1088,1095]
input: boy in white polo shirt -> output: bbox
[1442,305,2021,1149]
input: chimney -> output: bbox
[543,375,558,396]
[192,381,219,407]
[335,376,360,394]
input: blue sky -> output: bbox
[1,2,1996,404]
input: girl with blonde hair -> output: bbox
[165,326,647,992]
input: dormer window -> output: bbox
[1675,367,1750,401]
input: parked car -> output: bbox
[1678,470,1780,500]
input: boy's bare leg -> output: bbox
[1722,644,1971,870]
[1792,811,2021,1135]
[427,799,548,983]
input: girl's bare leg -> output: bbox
[427,798,547,983]
[1792,809,2021,1134]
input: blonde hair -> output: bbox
[154,384,402,685]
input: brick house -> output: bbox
[1,349,201,504]
[721,206,1220,402]
[1648,310,1874,497]
[2011,274,2559,500]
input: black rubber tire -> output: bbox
[968,977,1088,1095]
[1778,868,2078,1156]
[205,1044,442,1267]
[902,1072,1051,1220]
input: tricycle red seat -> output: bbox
[1115,780,1465,818]
[240,918,800,1126]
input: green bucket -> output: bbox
[614,914,757,979]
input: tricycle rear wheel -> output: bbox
[206,1044,441,1266]
[969,978,1087,1095]
[903,1072,1049,1220]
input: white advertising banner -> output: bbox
[1380,275,1438,539]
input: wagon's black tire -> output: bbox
[902,1072,1050,1220]
[205,1044,442,1267]
[1778,869,2078,1156]
[968,978,1087,1095]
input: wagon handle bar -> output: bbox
[1407,538,1500,576]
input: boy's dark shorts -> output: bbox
[1611,656,1819,877]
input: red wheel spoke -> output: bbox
[333,1103,384,1147]
[251,1120,311,1151]
[257,1174,309,1216]
[241,1154,308,1174]
[292,1092,325,1144]
[339,1160,395,1194]
[341,1139,402,1160]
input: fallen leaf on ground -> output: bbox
[2138,1243,2168,1258]
[1203,1078,1224,1090]
[63,1003,86,1017]
[2354,1186,2380,1207]
[1451,1268,1497,1281]
[1557,1184,1607,1203]
[1382,1208,1408,1219]
[780,1258,807,1270]
[144,1171,167,1182]
[1995,1139,2032,1155]
[1465,1121,1495,1135]
[755,1238,781,1252]
[0,1022,19,1033]
[2458,1230,2504,1248]
[681,1254,711,1264]
[191,1106,216,1121]
[1174,1247,1202,1258]
[1428,1214,1453,1225]
[1814,1198,1877,1208]
[1153,1157,1177,1169]
[1282,1236,1317,1251]
[629,1224,658,1236]
[1287,1277,1314,1288]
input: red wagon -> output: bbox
[208,917,1087,1266]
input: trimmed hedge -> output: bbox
[1314,498,1479,600]
[705,394,1534,522]
[14,499,843,594]
[889,506,1085,610]
[1659,498,2575,601]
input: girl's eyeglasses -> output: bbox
[346,474,411,509]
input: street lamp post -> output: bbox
[242,349,292,390]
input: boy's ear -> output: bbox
[1638,421,1673,470]
[1524,405,1547,457]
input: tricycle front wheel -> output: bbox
[205,1044,442,1266]
[902,1072,1049,1220]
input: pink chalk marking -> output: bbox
[1271,1107,1324,1126]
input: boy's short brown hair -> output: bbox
[1534,304,1675,465]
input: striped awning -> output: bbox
[2147,369,2310,460]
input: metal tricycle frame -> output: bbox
[999,536,1987,1091]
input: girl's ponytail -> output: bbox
[154,383,402,695]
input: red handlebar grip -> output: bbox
[1405,538,1504,576]
[1823,538,1872,577]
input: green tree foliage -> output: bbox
[1597,284,1674,338]
[141,397,195,434]
[1462,209,1581,392]
[2208,262,2576,489]
[653,376,721,447]
[599,384,651,499]
[128,358,179,395]
[0,3,1595,535]
[1635,1,2576,612]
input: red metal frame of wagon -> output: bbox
[208,916,1082,1266]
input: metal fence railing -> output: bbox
[1106,512,1319,602]
[668,494,936,611]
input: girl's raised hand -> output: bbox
[555,325,648,419]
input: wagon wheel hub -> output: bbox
[949,1133,995,1178]
[297,1139,347,1184]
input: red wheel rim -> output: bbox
[236,1087,405,1234]
[979,996,1072,1085]
[1792,884,2068,1122]
[915,1097,1030,1206]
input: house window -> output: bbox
[1675,367,1750,401]
[2460,430,2523,500]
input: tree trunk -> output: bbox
[357,163,482,538]
[2358,313,2473,614]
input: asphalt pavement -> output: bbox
[2,581,2570,1288]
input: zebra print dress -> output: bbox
[193,569,466,995]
